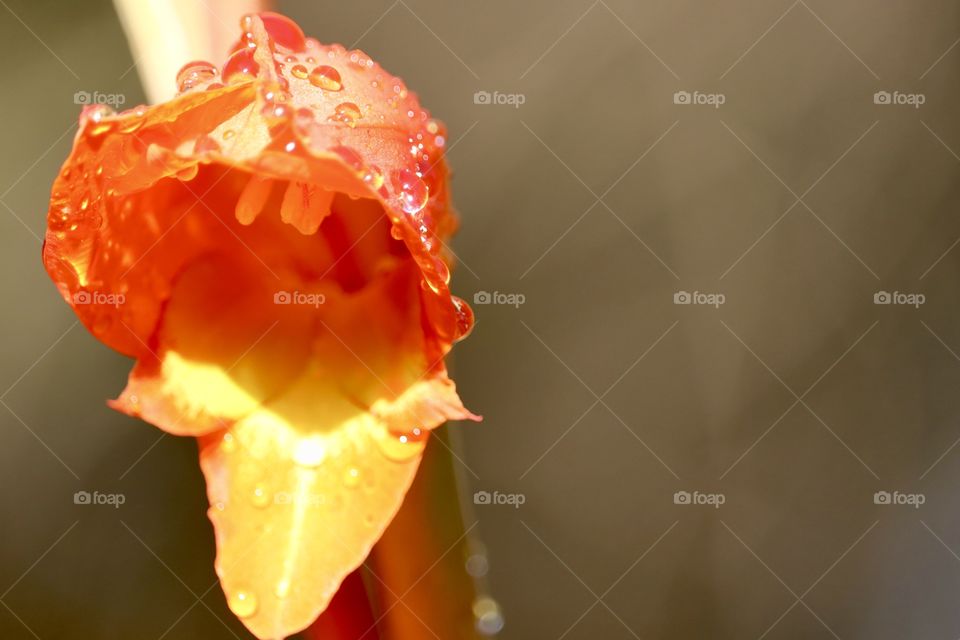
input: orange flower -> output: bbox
[42,12,478,639]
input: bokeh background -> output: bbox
[3,1,960,638]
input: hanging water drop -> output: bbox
[228,590,259,618]
[392,169,428,214]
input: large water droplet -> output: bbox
[176,61,218,93]
[392,169,428,214]
[309,65,343,91]
[228,590,259,618]
[222,49,260,83]
[259,12,307,52]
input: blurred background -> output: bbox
[3,0,960,638]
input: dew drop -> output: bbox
[343,467,361,489]
[228,590,259,619]
[251,483,271,508]
[376,426,427,462]
[392,169,428,214]
[222,48,260,83]
[309,65,343,91]
[452,296,475,341]
[291,64,309,79]
[363,164,385,190]
[259,12,307,51]
[176,60,218,92]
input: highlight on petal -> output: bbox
[43,11,478,639]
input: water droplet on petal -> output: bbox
[452,296,475,341]
[375,426,427,462]
[176,60,218,92]
[291,64,309,79]
[228,590,259,618]
[392,169,428,214]
[259,12,307,51]
[363,164,385,190]
[222,48,260,83]
[344,467,361,488]
[251,483,271,508]
[308,65,343,91]
[329,102,360,127]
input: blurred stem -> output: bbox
[113,0,269,103]
[304,428,481,639]
[364,427,481,639]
